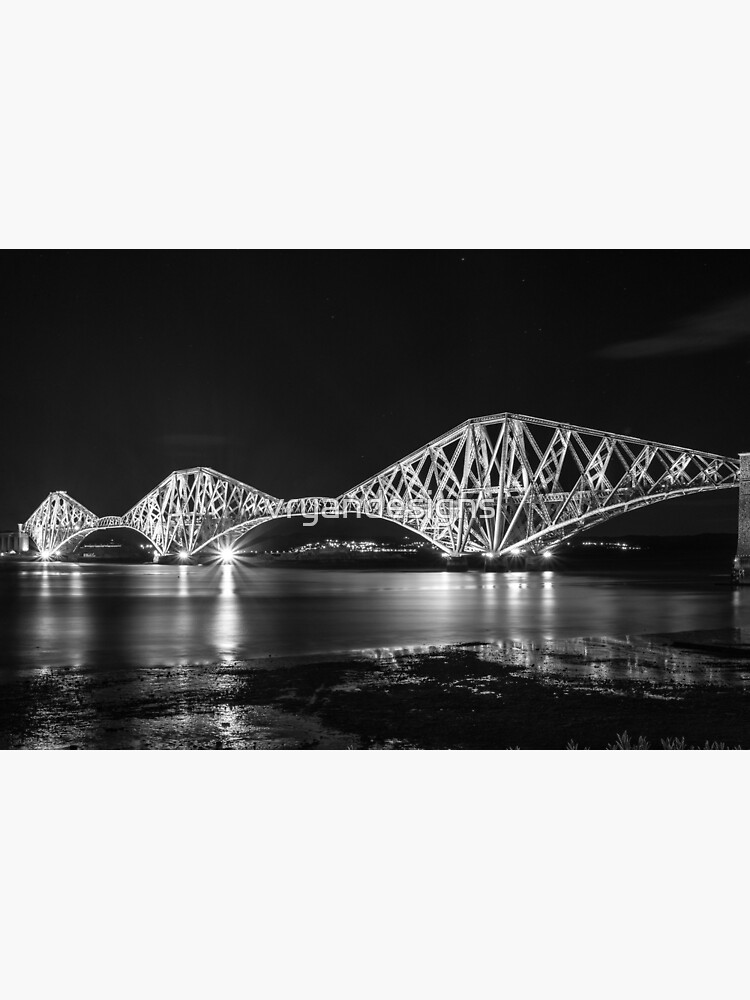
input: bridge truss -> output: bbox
[124,469,284,556]
[338,414,739,556]
[23,491,99,557]
[23,414,740,559]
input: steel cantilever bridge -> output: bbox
[24,413,740,560]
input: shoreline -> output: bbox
[2,629,750,749]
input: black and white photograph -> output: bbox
[3,251,750,752]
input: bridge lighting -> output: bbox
[220,545,237,564]
[40,549,52,561]
[542,550,552,559]
[19,416,743,561]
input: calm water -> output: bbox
[2,561,749,673]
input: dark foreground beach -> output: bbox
[3,627,750,749]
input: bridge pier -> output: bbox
[734,453,750,581]
[515,554,545,571]
[445,555,470,571]
[445,552,551,572]
[486,552,545,572]
[522,553,543,571]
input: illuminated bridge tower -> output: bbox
[735,453,750,579]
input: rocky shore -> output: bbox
[2,628,750,749]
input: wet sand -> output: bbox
[3,627,750,749]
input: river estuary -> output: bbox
[3,560,750,748]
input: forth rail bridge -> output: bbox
[19,413,750,573]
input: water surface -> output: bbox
[2,561,749,673]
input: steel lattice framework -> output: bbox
[338,414,739,556]
[124,468,285,556]
[23,414,741,558]
[24,492,100,556]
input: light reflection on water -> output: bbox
[469,632,750,688]
[1,562,750,672]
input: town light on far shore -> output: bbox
[178,550,189,561]
[543,550,552,559]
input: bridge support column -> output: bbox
[506,554,543,571]
[734,453,750,581]
[445,555,469,571]
[490,552,544,571]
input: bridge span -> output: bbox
[22,413,742,561]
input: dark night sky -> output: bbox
[3,250,750,535]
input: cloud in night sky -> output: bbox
[597,294,750,359]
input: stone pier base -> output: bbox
[734,453,750,581]
[445,552,552,572]
[445,555,470,571]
